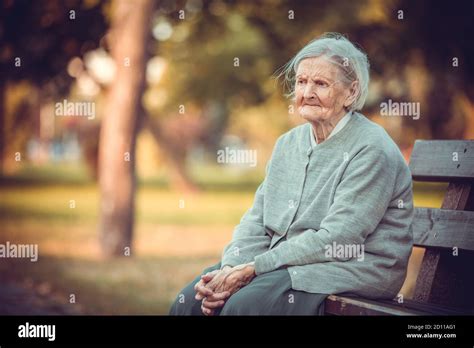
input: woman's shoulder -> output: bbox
[352,113,403,155]
[350,114,411,181]
[273,123,310,151]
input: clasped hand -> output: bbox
[193,263,256,315]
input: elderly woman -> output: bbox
[169,33,414,316]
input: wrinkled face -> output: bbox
[295,56,354,122]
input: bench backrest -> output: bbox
[409,140,474,313]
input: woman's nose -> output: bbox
[303,83,317,99]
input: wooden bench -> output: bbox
[325,140,474,315]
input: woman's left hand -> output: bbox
[211,263,256,293]
[201,262,256,315]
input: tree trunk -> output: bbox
[98,0,153,257]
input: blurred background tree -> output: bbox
[98,0,154,257]
[0,0,107,174]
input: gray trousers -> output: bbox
[169,262,328,315]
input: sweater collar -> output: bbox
[303,112,359,157]
[309,110,353,148]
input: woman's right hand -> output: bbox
[194,266,232,315]
[194,266,232,301]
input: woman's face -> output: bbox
[295,56,354,123]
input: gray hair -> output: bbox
[276,32,370,111]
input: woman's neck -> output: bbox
[311,110,348,144]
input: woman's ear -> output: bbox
[343,80,359,109]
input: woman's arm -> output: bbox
[220,170,272,267]
[198,156,274,315]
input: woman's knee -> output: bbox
[220,270,292,315]
[220,289,262,315]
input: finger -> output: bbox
[201,303,213,316]
[194,281,207,300]
[195,283,214,298]
[194,287,203,300]
[202,299,225,309]
[206,291,231,302]
[194,280,204,292]
[201,270,219,281]
[202,270,218,277]
[196,283,214,296]
[201,274,214,282]
[201,303,208,315]
[195,288,212,301]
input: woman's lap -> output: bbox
[169,262,328,316]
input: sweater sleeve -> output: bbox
[254,145,400,274]
[220,162,272,268]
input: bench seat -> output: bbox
[325,295,468,316]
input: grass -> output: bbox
[0,253,220,314]
[0,165,447,314]
[0,217,235,314]
[0,185,253,225]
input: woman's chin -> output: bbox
[299,113,325,123]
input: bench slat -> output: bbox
[409,140,474,181]
[325,295,423,315]
[412,207,474,250]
